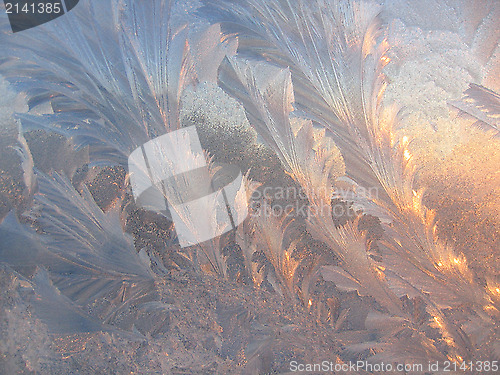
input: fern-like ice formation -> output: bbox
[0,0,236,165]
[0,172,162,333]
[0,0,499,372]
[220,59,346,202]
[204,0,499,363]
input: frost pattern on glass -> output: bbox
[0,0,499,373]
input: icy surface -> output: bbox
[0,0,499,373]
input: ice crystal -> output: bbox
[0,0,499,373]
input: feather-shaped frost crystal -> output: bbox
[0,0,499,372]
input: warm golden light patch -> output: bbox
[404,149,411,161]
[433,316,443,329]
